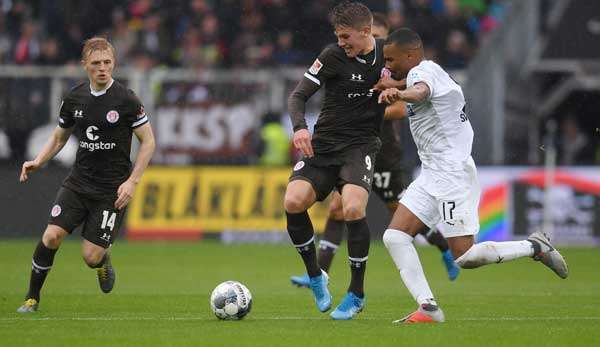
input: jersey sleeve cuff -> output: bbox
[131,115,149,128]
[303,72,321,86]
[58,117,74,128]
[292,124,308,132]
[412,79,434,101]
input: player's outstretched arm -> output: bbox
[373,76,406,91]
[20,126,73,182]
[378,82,430,105]
[384,101,407,120]
[114,123,155,210]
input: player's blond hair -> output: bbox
[81,37,116,62]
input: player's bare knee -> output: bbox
[328,200,344,221]
[42,227,66,248]
[342,203,365,221]
[284,194,310,213]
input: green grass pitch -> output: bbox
[1,240,599,347]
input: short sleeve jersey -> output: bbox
[406,60,473,171]
[58,80,149,199]
[302,39,387,154]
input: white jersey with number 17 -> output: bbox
[406,60,474,171]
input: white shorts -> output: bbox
[399,157,480,238]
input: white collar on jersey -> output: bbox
[90,78,114,97]
[355,36,377,66]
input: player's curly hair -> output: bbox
[385,28,423,49]
[328,1,372,29]
[81,36,116,62]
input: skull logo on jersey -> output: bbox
[381,68,391,78]
[293,161,305,171]
[106,110,120,123]
[51,204,62,217]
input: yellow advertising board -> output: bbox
[127,166,331,236]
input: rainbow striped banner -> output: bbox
[477,183,509,242]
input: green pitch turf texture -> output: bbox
[1,240,599,347]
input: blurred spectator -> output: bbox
[404,0,449,60]
[14,19,40,64]
[36,36,64,65]
[175,24,222,69]
[2,78,48,162]
[440,29,471,69]
[262,0,299,38]
[0,14,12,63]
[273,31,306,66]
[230,10,273,67]
[558,117,596,166]
[128,0,154,20]
[134,11,171,64]
[175,0,213,39]
[258,112,290,166]
[109,8,136,65]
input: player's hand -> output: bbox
[292,129,314,158]
[373,76,406,91]
[378,88,403,104]
[115,179,137,210]
[20,160,41,182]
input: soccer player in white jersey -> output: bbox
[377,28,569,323]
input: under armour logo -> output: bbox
[74,110,83,117]
[362,175,371,184]
[351,74,363,81]
[100,233,111,242]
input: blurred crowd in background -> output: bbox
[0,0,504,69]
[0,0,598,167]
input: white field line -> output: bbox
[1,316,600,322]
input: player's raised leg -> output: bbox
[448,233,568,279]
[383,202,445,324]
[330,184,369,320]
[17,225,67,313]
[284,179,332,312]
[290,191,345,288]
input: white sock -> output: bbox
[383,229,436,306]
[455,241,534,269]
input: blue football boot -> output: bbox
[309,270,332,312]
[290,273,310,288]
[442,249,460,281]
[330,292,365,320]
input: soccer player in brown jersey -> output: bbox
[17,37,155,313]
[285,2,389,320]
[290,13,460,292]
